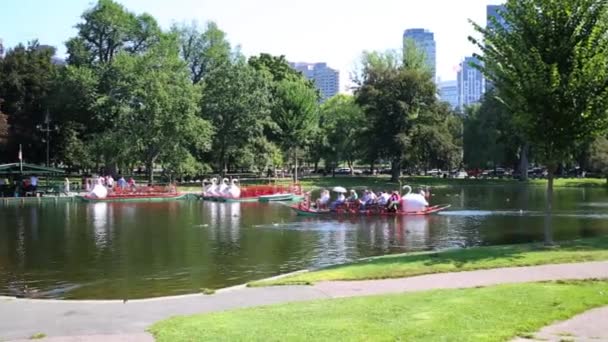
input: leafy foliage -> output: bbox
[355,48,437,180]
[201,60,272,173]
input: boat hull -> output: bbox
[80,193,188,203]
[258,193,296,202]
[289,204,451,217]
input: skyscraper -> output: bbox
[439,81,459,110]
[487,4,507,30]
[290,62,340,102]
[403,28,436,81]
[458,56,485,110]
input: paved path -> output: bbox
[2,261,608,341]
[512,306,608,342]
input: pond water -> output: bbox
[1,185,607,299]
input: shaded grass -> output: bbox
[274,176,608,191]
[177,176,607,193]
[149,280,608,342]
[251,236,608,286]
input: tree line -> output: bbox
[0,0,464,183]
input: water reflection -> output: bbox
[0,185,607,299]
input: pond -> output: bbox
[1,185,607,299]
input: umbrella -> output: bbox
[332,186,347,193]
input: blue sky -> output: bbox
[1,0,501,89]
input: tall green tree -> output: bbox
[589,136,608,183]
[0,41,57,163]
[273,79,319,182]
[355,48,436,181]
[411,102,462,172]
[319,94,365,174]
[101,35,213,183]
[201,61,272,174]
[66,0,161,66]
[470,0,608,243]
[172,21,231,84]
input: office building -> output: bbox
[458,56,485,110]
[487,4,507,30]
[403,28,436,81]
[290,62,339,102]
[439,80,459,110]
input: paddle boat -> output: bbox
[289,185,450,216]
[81,183,186,202]
[201,179,302,202]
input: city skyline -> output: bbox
[290,62,340,102]
[1,0,504,92]
[403,28,437,82]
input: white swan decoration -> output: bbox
[225,179,241,199]
[401,185,429,212]
[217,178,229,196]
[205,178,218,197]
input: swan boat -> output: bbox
[202,178,303,202]
[289,185,450,216]
[81,184,186,202]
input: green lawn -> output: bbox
[277,176,607,191]
[175,176,606,193]
[149,280,608,342]
[251,236,608,286]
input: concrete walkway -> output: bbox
[2,261,608,342]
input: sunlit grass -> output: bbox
[251,236,608,286]
[150,280,608,342]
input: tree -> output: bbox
[273,79,319,182]
[0,41,57,163]
[589,136,608,183]
[411,102,462,172]
[319,94,365,175]
[101,35,213,183]
[355,48,436,181]
[67,0,161,65]
[201,61,272,174]
[470,0,608,243]
[172,21,231,84]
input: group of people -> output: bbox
[85,175,136,192]
[313,189,412,212]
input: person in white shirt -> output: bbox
[29,175,38,192]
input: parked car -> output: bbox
[426,169,443,177]
[450,170,468,179]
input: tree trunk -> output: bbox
[348,160,354,176]
[370,160,375,176]
[519,144,529,181]
[391,157,401,182]
[544,166,555,246]
[147,161,154,185]
[293,147,298,183]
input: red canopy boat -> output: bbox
[289,200,450,217]
[81,185,186,202]
[204,183,302,202]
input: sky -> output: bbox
[1,0,502,90]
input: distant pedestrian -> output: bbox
[64,177,70,196]
[29,175,38,192]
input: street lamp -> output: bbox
[36,110,58,167]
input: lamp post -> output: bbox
[36,110,58,167]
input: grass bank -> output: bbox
[250,236,608,286]
[278,176,608,191]
[176,176,607,193]
[150,280,608,342]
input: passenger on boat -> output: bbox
[330,193,346,209]
[387,191,401,212]
[315,189,330,209]
[347,189,358,202]
[128,177,136,189]
[359,190,375,210]
[117,176,127,189]
[377,191,390,206]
